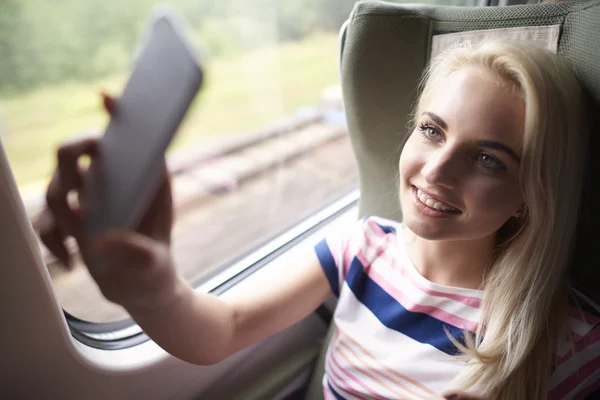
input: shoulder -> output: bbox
[549,291,600,399]
[349,216,404,256]
[315,215,401,265]
[325,215,402,248]
[362,215,403,236]
[315,216,403,296]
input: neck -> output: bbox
[403,228,495,290]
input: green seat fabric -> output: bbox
[304,1,600,399]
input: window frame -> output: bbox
[66,189,359,350]
[3,0,490,352]
[62,0,490,348]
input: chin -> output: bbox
[403,215,456,241]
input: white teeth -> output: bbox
[416,189,458,212]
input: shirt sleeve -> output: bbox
[549,321,600,400]
[314,216,368,297]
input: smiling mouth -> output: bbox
[413,186,462,214]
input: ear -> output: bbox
[513,203,526,219]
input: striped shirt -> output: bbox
[314,216,600,400]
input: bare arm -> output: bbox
[227,248,331,356]
[111,235,330,364]
[39,110,332,365]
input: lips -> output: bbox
[413,186,462,214]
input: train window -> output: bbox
[0,0,478,333]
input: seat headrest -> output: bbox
[340,0,600,302]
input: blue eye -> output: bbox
[478,153,505,171]
[418,124,441,140]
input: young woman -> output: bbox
[40,41,599,399]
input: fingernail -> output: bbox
[100,91,116,114]
[443,393,458,400]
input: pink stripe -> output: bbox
[327,350,387,399]
[576,327,600,350]
[336,325,440,398]
[549,354,600,399]
[554,354,567,367]
[325,361,362,400]
[363,223,481,309]
[356,250,479,332]
[569,306,600,326]
[555,331,586,366]
[325,339,364,400]
[554,328,600,367]
[325,330,377,400]
[336,332,433,399]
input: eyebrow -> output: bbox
[421,111,520,162]
[422,111,448,130]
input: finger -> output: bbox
[46,138,98,237]
[100,91,117,115]
[38,209,71,268]
[138,163,173,243]
[96,231,161,268]
[76,163,90,210]
[57,137,98,189]
[443,391,486,400]
[46,170,77,238]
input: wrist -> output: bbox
[125,275,191,317]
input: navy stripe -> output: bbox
[328,381,347,400]
[315,239,340,297]
[373,221,396,235]
[346,257,471,355]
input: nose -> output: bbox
[421,148,461,188]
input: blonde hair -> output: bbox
[414,41,589,399]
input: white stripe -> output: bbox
[368,255,481,324]
[359,221,481,323]
[556,339,575,358]
[334,334,417,399]
[324,218,365,292]
[335,330,439,399]
[568,316,596,337]
[365,216,401,232]
[395,225,483,298]
[334,283,465,393]
[332,343,401,399]
[554,318,595,359]
[326,349,370,400]
[550,340,600,389]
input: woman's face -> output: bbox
[399,67,525,242]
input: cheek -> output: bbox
[399,135,420,178]
[468,179,522,217]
